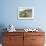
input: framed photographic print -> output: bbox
[18,7,34,19]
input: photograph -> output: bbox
[18,7,34,19]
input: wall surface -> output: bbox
[0,0,46,43]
